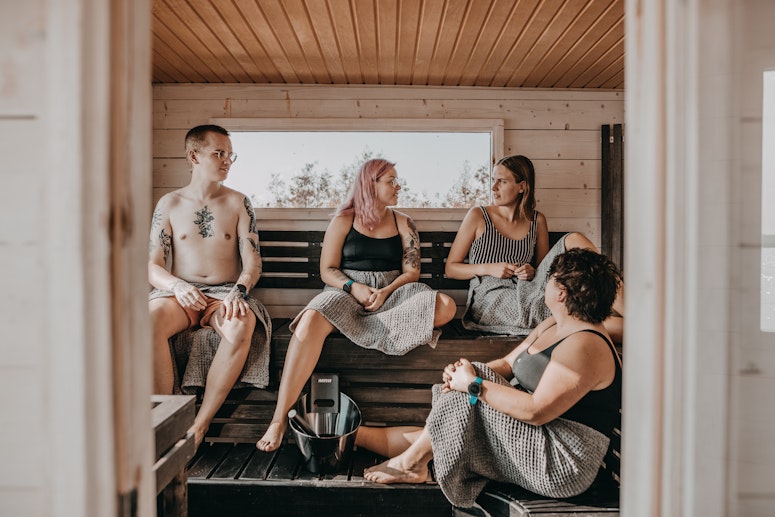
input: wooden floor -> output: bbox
[186,440,452,516]
[185,439,619,517]
[181,318,620,516]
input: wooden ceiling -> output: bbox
[152,0,624,89]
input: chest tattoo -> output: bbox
[194,206,215,238]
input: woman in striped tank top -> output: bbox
[446,155,623,341]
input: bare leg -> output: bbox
[355,425,424,458]
[563,231,599,252]
[363,427,434,484]
[256,310,334,452]
[189,310,256,448]
[433,292,457,327]
[149,298,190,395]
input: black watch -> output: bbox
[235,283,249,300]
[342,279,354,293]
[468,377,483,405]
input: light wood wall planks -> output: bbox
[152,84,624,245]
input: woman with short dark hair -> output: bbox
[358,249,622,509]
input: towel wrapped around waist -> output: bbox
[149,283,272,393]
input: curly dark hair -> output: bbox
[547,248,621,324]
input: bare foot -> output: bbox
[363,457,428,484]
[256,421,286,452]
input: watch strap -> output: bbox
[468,376,483,405]
[235,283,249,300]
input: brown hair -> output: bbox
[496,155,536,221]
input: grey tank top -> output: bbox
[512,328,622,437]
[468,207,537,265]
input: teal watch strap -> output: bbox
[468,376,483,405]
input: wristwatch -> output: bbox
[468,377,483,405]
[342,279,354,293]
[235,283,249,300]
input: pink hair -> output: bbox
[334,159,396,229]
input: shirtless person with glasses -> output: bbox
[148,124,271,448]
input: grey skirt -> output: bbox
[461,235,568,336]
[290,269,440,355]
[427,362,610,508]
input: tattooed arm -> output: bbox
[148,194,206,310]
[234,196,263,291]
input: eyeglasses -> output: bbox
[201,149,238,162]
[376,177,403,188]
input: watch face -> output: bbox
[468,382,482,397]
[343,282,351,293]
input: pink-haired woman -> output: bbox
[257,158,457,452]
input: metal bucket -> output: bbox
[288,392,361,474]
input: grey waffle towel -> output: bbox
[290,269,440,355]
[462,235,567,335]
[427,362,609,508]
[149,283,272,393]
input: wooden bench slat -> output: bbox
[210,443,256,480]
[238,449,276,480]
[184,227,618,516]
[187,443,233,480]
[266,444,303,480]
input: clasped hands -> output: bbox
[490,262,535,280]
[349,283,388,312]
[441,358,477,394]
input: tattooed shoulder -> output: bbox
[151,207,164,231]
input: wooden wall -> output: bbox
[152,84,624,245]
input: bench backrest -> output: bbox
[258,229,469,291]
[254,208,566,317]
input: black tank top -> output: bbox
[340,211,403,271]
[512,329,622,437]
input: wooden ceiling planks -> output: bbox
[151,0,624,89]
[522,0,618,87]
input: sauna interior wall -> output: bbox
[152,84,624,244]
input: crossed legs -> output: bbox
[150,296,256,448]
[357,425,434,484]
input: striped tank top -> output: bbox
[467,207,537,265]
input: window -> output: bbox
[762,71,775,331]
[212,118,502,209]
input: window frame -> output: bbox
[210,117,504,209]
